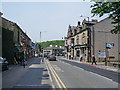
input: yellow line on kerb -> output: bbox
[48,63,67,89]
[47,64,62,88]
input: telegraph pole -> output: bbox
[40,32,41,43]
[40,31,47,43]
[39,31,47,54]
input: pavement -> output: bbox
[2,57,53,89]
[57,57,119,73]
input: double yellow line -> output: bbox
[46,61,67,89]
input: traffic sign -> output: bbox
[106,43,114,48]
[98,52,106,58]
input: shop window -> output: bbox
[77,50,80,57]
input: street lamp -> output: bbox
[39,31,46,55]
[40,32,41,43]
[40,31,47,43]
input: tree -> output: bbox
[37,40,65,48]
[91,2,120,34]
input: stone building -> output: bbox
[91,18,119,62]
[65,17,119,62]
[73,19,97,62]
[65,20,97,62]
[74,29,88,61]
[43,46,64,56]
[0,14,33,64]
[65,22,81,59]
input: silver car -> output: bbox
[48,55,56,61]
[0,57,8,71]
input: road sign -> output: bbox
[32,44,35,47]
[22,45,26,51]
[21,38,27,43]
[106,43,114,48]
[98,52,106,58]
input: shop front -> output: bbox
[75,45,87,61]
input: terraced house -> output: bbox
[65,17,119,63]
[0,13,34,64]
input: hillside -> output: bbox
[37,40,65,48]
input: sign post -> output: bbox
[105,43,114,66]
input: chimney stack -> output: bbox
[92,19,98,22]
[78,21,80,26]
[0,12,3,17]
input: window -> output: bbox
[76,36,79,45]
[18,31,19,42]
[77,50,80,57]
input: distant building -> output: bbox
[43,46,64,56]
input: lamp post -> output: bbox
[40,32,41,43]
[92,26,95,57]
[40,31,47,43]
[39,31,47,55]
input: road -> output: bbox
[46,58,119,88]
[2,57,119,89]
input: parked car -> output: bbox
[47,54,51,59]
[0,57,9,71]
[48,55,56,61]
[44,54,48,57]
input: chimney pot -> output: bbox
[0,12,3,17]
[78,21,80,26]
[92,19,98,22]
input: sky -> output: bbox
[1,2,108,42]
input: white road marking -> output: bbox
[45,60,55,88]
[59,60,71,66]
[55,59,119,87]
[41,69,50,85]
[58,60,118,81]
[73,66,84,71]
[61,61,118,84]
[62,62,65,63]
[58,60,62,62]
[16,84,43,86]
[65,63,71,65]
[52,65,64,72]
[29,64,41,68]
[88,71,117,83]
[59,60,85,71]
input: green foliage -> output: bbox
[37,40,65,48]
[91,2,120,34]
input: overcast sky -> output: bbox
[1,2,108,42]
